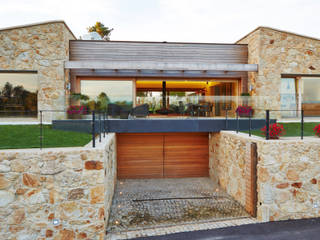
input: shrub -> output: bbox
[261,123,285,139]
[235,105,253,117]
[313,124,320,137]
[67,105,87,115]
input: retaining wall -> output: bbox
[210,131,320,222]
[0,133,116,240]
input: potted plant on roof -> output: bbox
[67,105,88,119]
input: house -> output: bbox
[1,20,320,178]
[1,21,320,238]
[1,21,320,121]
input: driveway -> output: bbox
[134,218,320,240]
[106,178,248,236]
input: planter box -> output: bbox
[67,114,82,120]
[81,114,92,120]
[238,113,253,118]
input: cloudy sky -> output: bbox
[0,0,319,43]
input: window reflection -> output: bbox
[79,80,133,112]
[0,73,38,117]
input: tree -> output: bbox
[87,22,113,40]
[97,92,110,110]
[2,82,13,98]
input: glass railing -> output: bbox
[1,97,320,150]
[3,94,320,121]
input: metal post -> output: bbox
[99,112,102,143]
[106,111,109,133]
[40,110,43,150]
[266,110,270,140]
[236,111,239,133]
[301,109,304,140]
[162,81,166,109]
[225,110,228,130]
[103,111,106,138]
[92,110,95,148]
[249,112,252,137]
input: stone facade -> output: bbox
[238,27,320,118]
[211,131,320,222]
[209,132,250,207]
[209,132,256,216]
[0,21,75,121]
[0,133,116,240]
[256,137,320,222]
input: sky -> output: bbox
[0,73,38,92]
[0,0,319,43]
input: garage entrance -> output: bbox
[117,133,209,178]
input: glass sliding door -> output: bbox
[280,78,297,118]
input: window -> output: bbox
[80,80,133,111]
[280,78,297,118]
[302,77,320,103]
[302,77,320,116]
[0,73,38,117]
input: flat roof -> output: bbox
[71,39,247,45]
[0,20,76,39]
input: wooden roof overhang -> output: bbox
[65,61,258,72]
[65,61,258,79]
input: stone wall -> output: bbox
[211,131,320,222]
[256,137,320,222]
[0,133,116,240]
[209,132,254,212]
[238,27,320,118]
[0,21,75,121]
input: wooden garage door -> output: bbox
[117,133,208,178]
[164,133,209,178]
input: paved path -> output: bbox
[134,218,320,240]
[106,178,248,239]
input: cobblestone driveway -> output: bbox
[107,178,248,235]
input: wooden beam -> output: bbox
[65,61,258,72]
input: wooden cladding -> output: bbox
[117,133,209,179]
[70,41,248,64]
[117,134,164,178]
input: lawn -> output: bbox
[0,125,91,149]
[244,122,320,138]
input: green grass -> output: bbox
[0,125,91,149]
[243,122,320,138]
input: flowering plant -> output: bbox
[261,123,285,139]
[235,105,253,117]
[313,124,320,137]
[67,105,87,115]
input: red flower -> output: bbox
[67,105,87,115]
[261,123,285,139]
[236,105,253,115]
[314,124,320,137]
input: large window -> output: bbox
[0,73,38,117]
[80,80,133,111]
[302,77,320,116]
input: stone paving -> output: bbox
[106,178,250,239]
